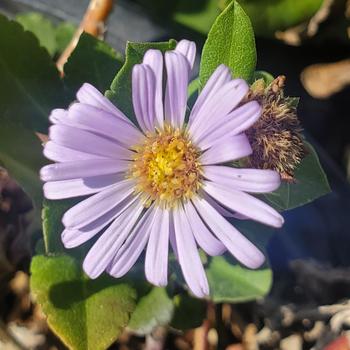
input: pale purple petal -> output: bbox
[49,109,67,124]
[76,83,132,124]
[83,198,144,279]
[204,166,281,193]
[49,125,133,160]
[192,196,265,269]
[183,200,226,256]
[188,79,249,143]
[200,134,252,165]
[203,181,284,228]
[108,205,156,277]
[203,193,248,220]
[132,64,157,132]
[197,101,261,150]
[189,79,249,142]
[169,212,178,258]
[164,51,190,129]
[143,49,164,127]
[43,141,104,163]
[40,159,129,182]
[68,103,143,147]
[43,173,124,200]
[62,194,137,248]
[175,39,196,69]
[173,206,209,297]
[62,180,135,229]
[145,208,169,287]
[188,65,231,126]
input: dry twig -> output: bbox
[56,0,114,72]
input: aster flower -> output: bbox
[40,40,284,297]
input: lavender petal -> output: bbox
[43,173,124,200]
[62,194,137,248]
[62,180,135,229]
[200,134,252,165]
[192,196,266,269]
[40,159,129,182]
[197,101,261,150]
[132,64,157,132]
[145,208,169,287]
[164,51,189,129]
[189,79,249,143]
[43,141,103,163]
[175,39,196,69]
[108,205,156,277]
[184,200,226,256]
[83,198,143,279]
[143,49,164,128]
[204,166,281,193]
[203,181,284,228]
[68,103,143,148]
[188,65,231,127]
[76,83,132,124]
[173,206,209,298]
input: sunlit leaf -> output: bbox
[15,12,57,56]
[207,256,272,303]
[128,287,174,335]
[31,255,137,350]
[199,0,256,84]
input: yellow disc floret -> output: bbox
[130,126,202,207]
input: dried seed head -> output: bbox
[245,76,305,182]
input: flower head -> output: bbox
[40,40,284,297]
[245,76,305,181]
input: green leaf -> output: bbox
[206,220,274,303]
[106,40,176,124]
[252,70,274,85]
[170,294,206,330]
[15,12,76,56]
[128,287,174,335]
[188,77,200,98]
[199,0,256,85]
[264,141,331,211]
[0,13,66,220]
[55,22,76,54]
[0,124,45,211]
[238,0,323,37]
[174,0,221,34]
[64,33,123,96]
[31,255,137,350]
[187,77,200,109]
[42,198,79,253]
[207,256,272,303]
[15,12,57,56]
[0,14,65,133]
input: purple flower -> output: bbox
[40,40,284,297]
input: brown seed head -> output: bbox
[245,76,305,182]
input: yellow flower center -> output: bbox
[130,126,202,207]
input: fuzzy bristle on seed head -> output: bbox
[245,76,305,181]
